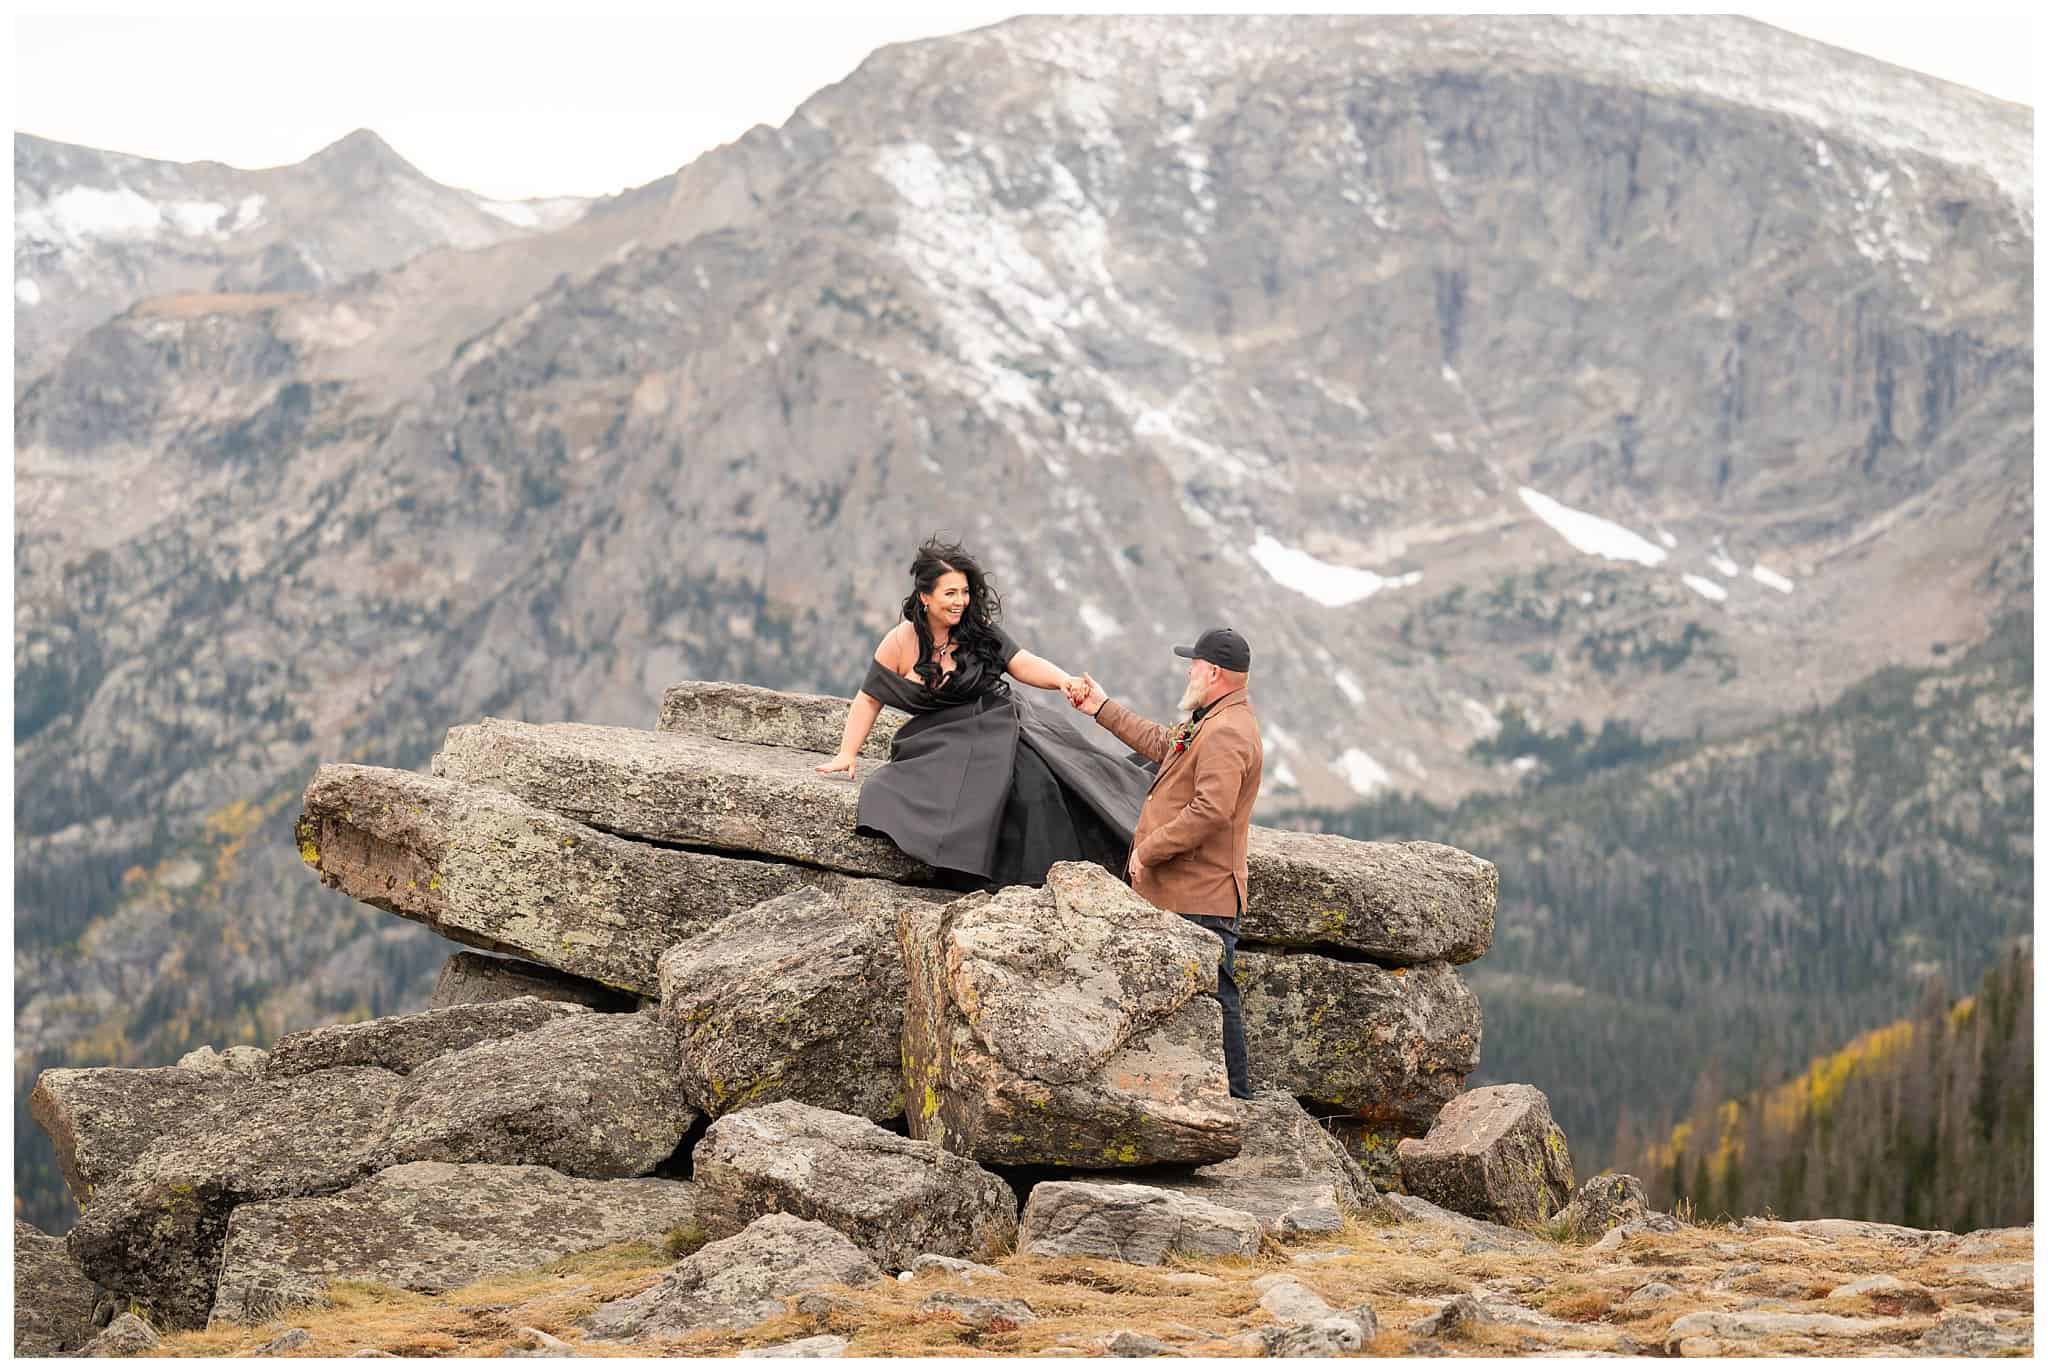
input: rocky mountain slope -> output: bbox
[14,128,588,386]
[13,14,2032,1227]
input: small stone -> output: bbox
[916,1292,1038,1330]
[1254,1277,1333,1323]
[1267,1308,1379,1356]
[1916,1315,2031,1356]
[1409,1294,1488,1339]
[909,1254,1003,1283]
[1955,1261,2031,1290]
[739,1335,848,1358]
[1098,1330,1183,1357]
[1620,1281,1680,1306]
[79,1313,159,1357]
[251,1327,314,1355]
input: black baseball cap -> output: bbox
[1174,627,1251,672]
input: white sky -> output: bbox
[11,5,2038,202]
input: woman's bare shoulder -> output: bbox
[876,621,914,668]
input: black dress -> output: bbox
[854,626,1152,890]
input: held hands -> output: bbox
[1127,849,1147,886]
[1062,672,1107,717]
[813,752,858,781]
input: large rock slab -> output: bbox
[373,1010,696,1178]
[210,1162,698,1326]
[1237,952,1482,1132]
[14,1220,100,1356]
[66,1066,403,1330]
[899,863,1241,1168]
[430,951,639,1011]
[692,1102,1018,1270]
[1241,830,1495,963]
[1076,1090,1386,1236]
[430,717,929,879]
[1380,1193,1553,1254]
[658,887,908,1121]
[1397,1084,1575,1227]
[298,763,914,995]
[28,1064,242,1208]
[266,998,591,1077]
[658,680,905,760]
[1017,1182,1263,1264]
[582,1213,884,1340]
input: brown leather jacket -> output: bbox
[1094,687,1263,918]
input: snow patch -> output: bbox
[1078,602,1121,643]
[28,184,163,243]
[1517,487,1668,566]
[1682,574,1729,602]
[1752,563,1796,594]
[1655,527,1678,549]
[1459,697,1500,735]
[477,198,539,227]
[164,200,228,236]
[1249,533,1422,608]
[1334,671,1366,707]
[1335,747,1392,796]
[16,277,41,306]
[1709,551,1740,578]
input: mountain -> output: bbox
[12,15,2032,1228]
[1306,614,2032,1183]
[13,128,591,387]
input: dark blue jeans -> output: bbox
[1180,912,1252,1099]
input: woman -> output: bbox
[815,538,1150,890]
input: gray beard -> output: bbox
[1178,681,1204,713]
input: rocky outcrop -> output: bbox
[265,997,591,1076]
[210,1162,697,1326]
[14,1220,100,1356]
[1016,1182,1263,1263]
[430,951,639,1011]
[658,888,909,1121]
[691,1102,1017,1270]
[298,762,919,995]
[66,1065,404,1330]
[1237,952,1483,1131]
[1554,1172,1648,1240]
[1078,1090,1386,1236]
[659,680,904,760]
[899,864,1241,1167]
[1397,1084,1576,1227]
[431,718,930,880]
[1239,832,1495,962]
[582,1214,885,1340]
[176,1044,270,1075]
[28,1065,242,1207]
[374,1011,695,1177]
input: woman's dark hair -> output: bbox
[901,536,1005,688]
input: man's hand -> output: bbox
[1127,850,1146,886]
[1072,673,1108,717]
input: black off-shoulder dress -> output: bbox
[854,625,1151,889]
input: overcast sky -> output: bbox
[13,6,2037,202]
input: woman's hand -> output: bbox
[814,752,859,781]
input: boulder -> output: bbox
[693,1102,1017,1270]
[916,1292,1038,1330]
[373,1011,695,1178]
[899,864,1241,1167]
[175,1044,269,1075]
[1316,1116,1410,1192]
[1396,1084,1575,1227]
[430,951,639,1011]
[1077,1089,1386,1236]
[1016,1182,1262,1264]
[209,1162,697,1326]
[78,1312,158,1358]
[658,680,904,760]
[1554,1172,1648,1240]
[739,1334,850,1358]
[430,718,928,880]
[265,998,591,1077]
[297,763,911,995]
[14,1220,100,1356]
[66,1066,403,1330]
[28,1065,242,1207]
[1236,953,1482,1132]
[1263,1306,1381,1356]
[581,1214,884,1340]
[1240,831,1494,962]
[1915,1315,2033,1356]
[658,888,909,1121]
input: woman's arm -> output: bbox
[815,628,908,780]
[1004,647,1082,695]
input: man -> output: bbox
[1067,628,1262,1100]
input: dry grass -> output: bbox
[142,1211,2032,1359]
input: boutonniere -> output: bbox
[1168,720,1199,755]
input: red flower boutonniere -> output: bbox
[1168,720,1198,755]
